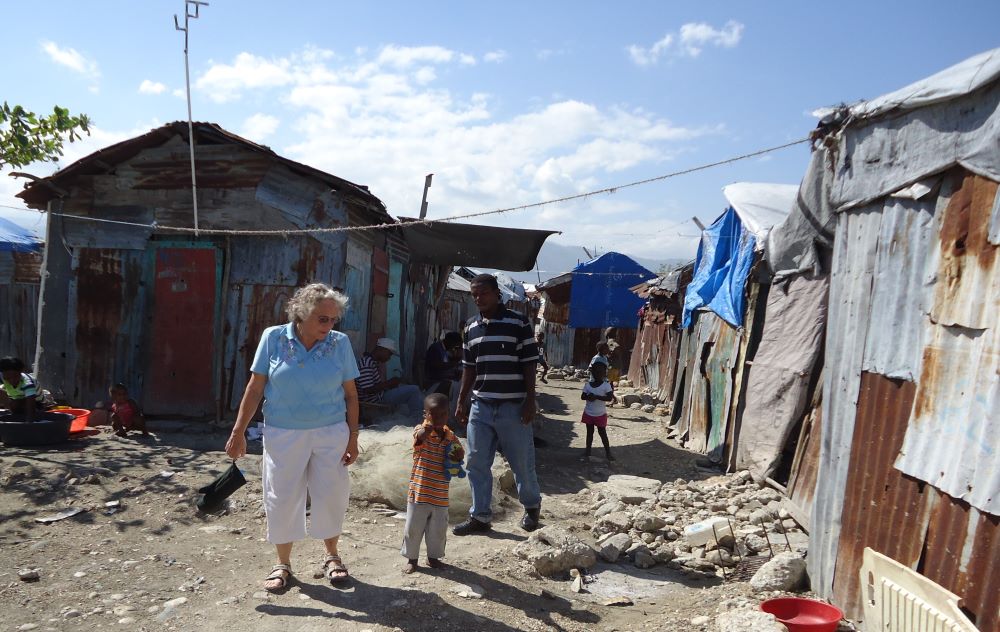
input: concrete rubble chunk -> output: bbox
[633,510,667,533]
[513,526,597,576]
[750,552,808,592]
[716,609,789,631]
[633,547,656,569]
[621,394,642,407]
[597,475,662,504]
[595,500,627,518]
[594,511,633,535]
[598,533,634,563]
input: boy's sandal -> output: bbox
[323,554,350,584]
[264,564,292,593]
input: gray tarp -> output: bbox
[398,219,557,271]
[735,274,829,480]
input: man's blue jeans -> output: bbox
[382,384,425,416]
[466,397,541,522]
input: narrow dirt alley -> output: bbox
[0,379,789,632]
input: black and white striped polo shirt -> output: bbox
[462,308,538,400]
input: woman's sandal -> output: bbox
[323,554,350,584]
[264,564,292,593]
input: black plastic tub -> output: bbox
[0,411,74,446]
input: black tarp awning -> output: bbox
[397,218,558,272]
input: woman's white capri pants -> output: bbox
[261,422,350,544]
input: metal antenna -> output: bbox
[174,0,208,233]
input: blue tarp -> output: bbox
[681,207,756,329]
[568,252,653,329]
[0,217,42,253]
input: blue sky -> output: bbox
[2,0,999,265]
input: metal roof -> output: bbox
[15,121,391,223]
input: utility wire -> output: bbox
[12,137,810,236]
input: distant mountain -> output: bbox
[514,241,686,283]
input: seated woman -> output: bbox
[1,357,55,422]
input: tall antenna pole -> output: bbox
[175,1,208,233]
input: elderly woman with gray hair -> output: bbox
[226,283,361,592]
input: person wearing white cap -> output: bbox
[356,338,424,415]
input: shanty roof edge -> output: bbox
[15,122,391,222]
[396,218,557,272]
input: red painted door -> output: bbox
[145,247,217,416]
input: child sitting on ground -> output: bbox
[1,356,54,421]
[402,392,464,574]
[581,361,615,462]
[109,383,147,437]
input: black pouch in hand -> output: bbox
[196,461,247,511]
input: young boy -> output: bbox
[1,356,52,421]
[402,392,464,574]
[581,361,615,461]
[109,383,147,437]
[535,332,549,384]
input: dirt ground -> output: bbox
[1,380,762,632]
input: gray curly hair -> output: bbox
[286,283,349,323]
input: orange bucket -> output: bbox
[57,408,92,433]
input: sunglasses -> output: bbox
[315,315,339,324]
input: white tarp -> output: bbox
[721,182,798,243]
[815,47,1000,121]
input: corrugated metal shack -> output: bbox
[625,262,693,402]
[668,184,797,466]
[534,252,652,369]
[15,122,411,417]
[763,49,1000,629]
[0,218,43,364]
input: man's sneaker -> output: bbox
[520,508,541,532]
[452,518,492,536]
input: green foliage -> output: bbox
[0,103,91,170]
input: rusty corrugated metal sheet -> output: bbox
[809,204,883,597]
[540,320,574,368]
[920,491,1000,632]
[66,248,146,406]
[896,172,1000,516]
[832,372,935,621]
[677,311,725,454]
[0,282,39,362]
[706,318,739,461]
[12,252,42,282]
[786,393,821,527]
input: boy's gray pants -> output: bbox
[401,502,448,560]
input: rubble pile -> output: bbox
[586,474,809,588]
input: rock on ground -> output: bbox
[750,552,807,592]
[599,532,634,563]
[716,609,789,631]
[513,525,597,576]
[596,475,662,504]
[633,510,667,532]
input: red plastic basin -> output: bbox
[57,408,92,433]
[760,597,843,632]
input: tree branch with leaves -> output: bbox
[0,103,91,170]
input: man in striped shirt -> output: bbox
[356,338,424,415]
[453,274,542,535]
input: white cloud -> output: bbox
[483,50,508,64]
[627,35,673,67]
[138,79,167,95]
[376,45,459,67]
[188,46,719,260]
[627,20,744,65]
[195,52,294,103]
[240,113,280,140]
[679,20,744,57]
[172,88,186,99]
[40,40,100,91]
[40,40,99,76]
